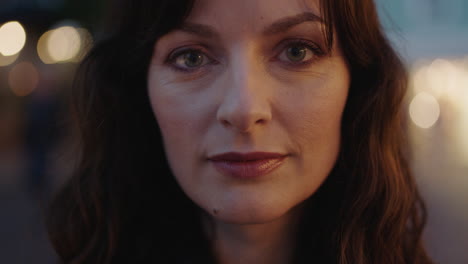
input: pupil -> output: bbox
[184,52,203,67]
[287,46,306,61]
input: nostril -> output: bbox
[255,119,266,125]
[221,120,230,127]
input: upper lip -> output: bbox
[208,152,287,161]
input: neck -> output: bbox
[204,206,303,264]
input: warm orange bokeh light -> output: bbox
[8,61,40,97]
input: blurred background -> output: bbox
[0,0,467,263]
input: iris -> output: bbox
[286,45,307,62]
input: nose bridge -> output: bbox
[216,43,272,132]
[230,45,262,105]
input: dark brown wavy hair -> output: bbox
[47,0,434,263]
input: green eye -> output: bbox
[277,41,321,65]
[286,45,307,62]
[174,50,209,69]
[180,51,204,68]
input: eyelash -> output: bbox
[275,39,325,67]
[165,39,325,73]
[165,46,215,73]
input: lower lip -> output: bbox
[210,157,286,179]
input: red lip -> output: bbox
[208,152,287,178]
[208,152,286,161]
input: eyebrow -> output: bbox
[178,12,324,38]
[263,12,324,35]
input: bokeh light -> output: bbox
[47,26,81,62]
[37,30,56,64]
[0,52,20,67]
[0,21,27,56]
[409,92,440,129]
[427,59,459,98]
[410,58,468,164]
[8,61,40,97]
[72,28,93,62]
[37,25,92,64]
[412,58,468,101]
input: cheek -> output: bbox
[147,66,211,141]
[278,72,349,147]
[147,70,221,196]
[148,91,191,145]
[277,62,349,188]
[147,75,203,173]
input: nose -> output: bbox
[216,52,272,133]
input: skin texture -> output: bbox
[148,0,349,263]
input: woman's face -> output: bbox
[148,0,349,224]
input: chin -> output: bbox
[204,197,299,225]
[217,212,279,225]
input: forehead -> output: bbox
[186,0,321,33]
